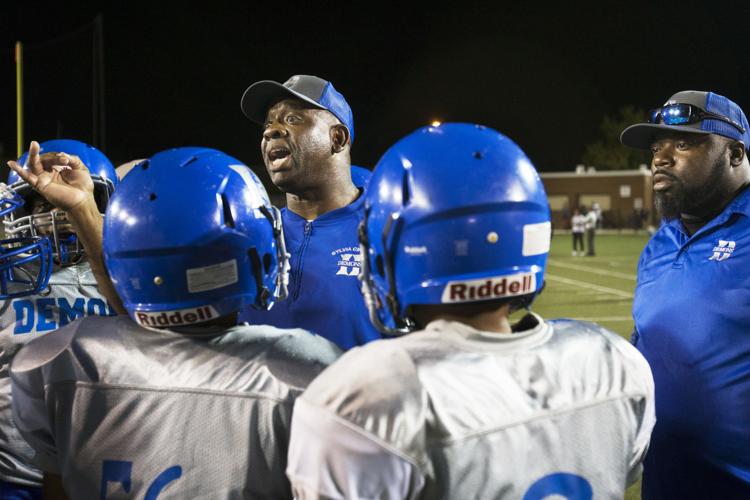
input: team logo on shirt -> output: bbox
[332,246,363,277]
[441,272,536,303]
[708,240,736,262]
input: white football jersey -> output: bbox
[10,314,340,498]
[0,261,113,487]
[287,314,655,500]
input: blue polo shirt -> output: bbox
[633,186,750,499]
[239,192,382,350]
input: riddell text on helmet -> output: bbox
[134,305,220,327]
[441,273,536,303]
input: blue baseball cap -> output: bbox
[621,90,750,150]
[241,74,355,143]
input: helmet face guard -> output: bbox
[260,204,291,304]
[358,209,415,335]
[0,183,54,298]
[0,236,53,298]
[0,183,24,216]
[2,177,115,267]
[3,206,80,266]
[0,139,117,299]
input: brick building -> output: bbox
[540,167,654,230]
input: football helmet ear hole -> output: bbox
[262,253,272,273]
[401,171,411,205]
[247,247,266,308]
[149,193,157,201]
[221,194,235,228]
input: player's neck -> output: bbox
[411,303,513,334]
[441,313,512,334]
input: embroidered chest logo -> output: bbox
[332,247,363,277]
[709,240,736,261]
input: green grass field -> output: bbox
[532,232,648,338]
[522,232,650,500]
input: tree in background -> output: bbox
[582,106,651,170]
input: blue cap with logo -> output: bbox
[241,74,355,143]
[621,90,750,150]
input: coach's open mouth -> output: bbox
[268,147,291,169]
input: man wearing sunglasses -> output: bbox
[620,90,750,499]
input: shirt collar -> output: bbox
[424,313,552,351]
[727,183,750,217]
[664,183,750,237]
[282,188,365,224]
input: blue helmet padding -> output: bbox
[360,123,550,334]
[104,147,285,324]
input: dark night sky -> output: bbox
[2,1,750,190]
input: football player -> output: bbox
[9,147,340,498]
[286,123,656,499]
[0,139,117,499]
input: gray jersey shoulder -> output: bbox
[303,317,647,428]
[0,262,107,487]
[11,316,341,497]
[12,315,341,400]
[300,317,653,497]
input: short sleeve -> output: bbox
[287,397,424,500]
[10,350,59,473]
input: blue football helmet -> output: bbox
[0,139,117,298]
[104,147,290,328]
[359,123,551,335]
[351,165,372,189]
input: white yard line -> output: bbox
[545,274,634,299]
[548,260,637,281]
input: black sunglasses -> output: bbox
[649,103,746,135]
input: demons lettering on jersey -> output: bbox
[135,305,220,328]
[13,298,116,334]
[441,272,536,303]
